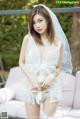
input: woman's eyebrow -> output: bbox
[33,18,43,22]
[38,18,43,20]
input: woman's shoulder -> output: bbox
[56,41,63,49]
[23,33,30,40]
[22,33,32,44]
[54,37,63,48]
[58,41,63,47]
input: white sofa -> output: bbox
[0,67,80,119]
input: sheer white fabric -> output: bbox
[6,34,62,104]
[33,4,73,74]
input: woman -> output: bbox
[8,4,73,119]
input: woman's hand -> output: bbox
[37,76,47,90]
[40,78,53,90]
[31,79,41,91]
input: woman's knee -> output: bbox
[43,98,59,116]
[44,108,56,116]
[25,103,40,119]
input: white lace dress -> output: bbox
[5,34,64,104]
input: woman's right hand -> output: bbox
[31,79,41,91]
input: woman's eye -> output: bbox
[33,19,43,25]
[38,19,43,22]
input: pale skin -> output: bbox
[19,14,63,119]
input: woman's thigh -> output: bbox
[43,97,59,116]
[25,103,40,119]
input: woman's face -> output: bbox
[33,14,48,35]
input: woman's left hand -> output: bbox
[41,78,53,90]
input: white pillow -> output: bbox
[73,71,80,109]
[0,87,15,104]
[58,72,75,108]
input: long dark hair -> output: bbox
[29,5,55,45]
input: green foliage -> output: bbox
[0,15,28,69]
[0,0,29,69]
[57,13,72,42]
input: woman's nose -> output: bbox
[36,23,40,28]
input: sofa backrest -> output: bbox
[73,71,80,109]
[59,72,76,108]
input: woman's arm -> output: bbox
[41,42,63,88]
[48,41,63,81]
[19,34,40,90]
[19,34,32,83]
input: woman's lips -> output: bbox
[37,29,42,31]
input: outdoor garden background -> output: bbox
[0,0,80,80]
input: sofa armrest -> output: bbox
[73,70,80,109]
[0,87,15,104]
[58,72,76,108]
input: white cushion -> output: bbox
[73,71,80,109]
[58,72,76,108]
[0,87,15,104]
[0,100,26,118]
[0,101,80,119]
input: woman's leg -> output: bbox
[43,98,59,118]
[25,103,40,119]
